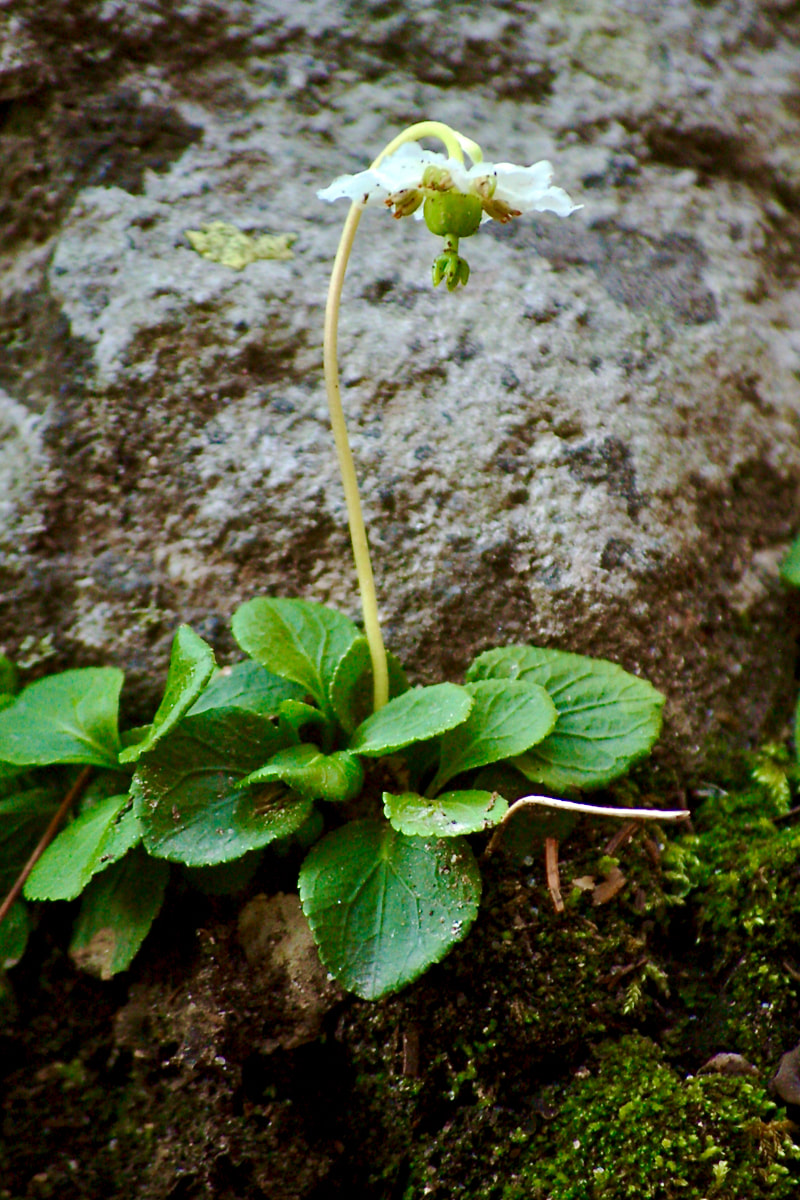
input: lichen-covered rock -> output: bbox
[1,0,799,776]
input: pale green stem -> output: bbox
[322,121,479,712]
[323,203,389,712]
[485,794,690,857]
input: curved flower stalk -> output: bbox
[319,121,578,711]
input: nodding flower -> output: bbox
[318,141,579,224]
[318,140,579,290]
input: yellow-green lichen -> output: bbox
[184,221,296,269]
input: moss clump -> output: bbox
[674,785,800,1062]
[497,1034,799,1200]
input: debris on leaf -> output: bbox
[185,221,296,269]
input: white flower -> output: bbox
[318,142,579,224]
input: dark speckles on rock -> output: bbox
[565,436,643,521]
[600,537,635,571]
[91,550,154,598]
[453,330,481,364]
[360,278,396,304]
[0,86,201,252]
[506,221,719,326]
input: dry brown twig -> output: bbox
[0,766,93,927]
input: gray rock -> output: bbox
[772,1042,800,1107]
[1,0,799,775]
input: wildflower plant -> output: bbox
[0,122,686,999]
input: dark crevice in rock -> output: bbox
[0,286,94,413]
[0,87,202,252]
[643,119,800,223]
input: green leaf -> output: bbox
[187,660,306,716]
[429,679,557,795]
[0,900,29,967]
[0,668,124,768]
[119,626,215,763]
[24,793,141,902]
[349,683,473,757]
[133,709,311,865]
[69,847,169,979]
[0,654,18,697]
[120,724,151,752]
[240,744,364,803]
[467,645,664,791]
[384,789,508,837]
[399,736,443,794]
[231,597,361,712]
[276,699,330,744]
[330,637,409,735]
[780,534,800,586]
[0,787,60,892]
[299,820,481,1000]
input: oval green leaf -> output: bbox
[429,679,557,795]
[0,901,29,968]
[231,597,361,711]
[0,654,18,697]
[188,659,306,716]
[349,683,473,757]
[24,793,141,902]
[299,819,481,1000]
[383,789,508,837]
[133,709,311,865]
[330,637,410,735]
[275,699,330,743]
[780,534,800,586]
[69,847,169,979]
[0,787,61,892]
[468,645,664,790]
[120,626,215,763]
[240,744,364,804]
[0,668,124,768]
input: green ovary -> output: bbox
[423,192,483,238]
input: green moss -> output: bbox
[675,786,800,1061]
[498,1035,799,1200]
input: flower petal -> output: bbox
[318,144,452,208]
[467,159,580,217]
[318,144,579,221]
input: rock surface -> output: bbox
[2,0,800,774]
